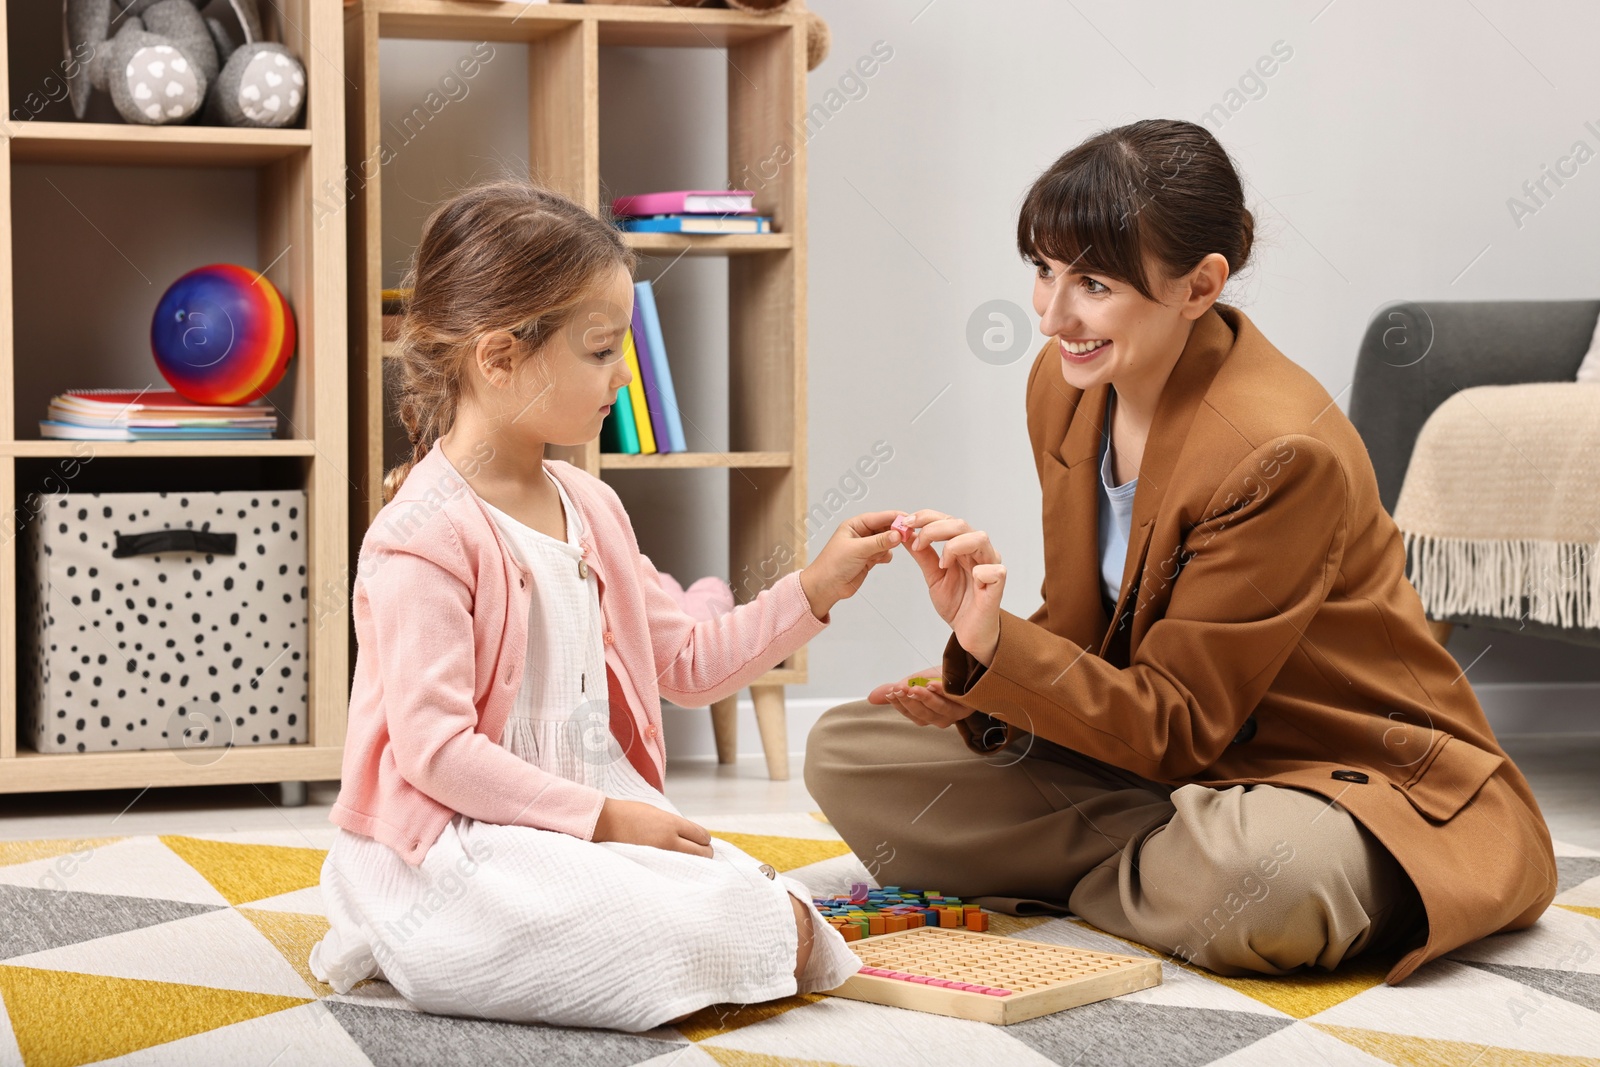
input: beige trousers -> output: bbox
[804,700,1427,978]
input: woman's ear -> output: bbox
[1180,252,1230,320]
[471,330,521,390]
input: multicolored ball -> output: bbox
[151,264,296,404]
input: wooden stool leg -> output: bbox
[750,684,790,781]
[1427,620,1454,646]
[710,693,739,765]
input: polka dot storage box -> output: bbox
[19,490,309,755]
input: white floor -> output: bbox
[0,735,1596,849]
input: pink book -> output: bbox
[611,190,756,217]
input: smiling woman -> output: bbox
[805,118,1558,991]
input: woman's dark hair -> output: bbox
[1017,119,1254,302]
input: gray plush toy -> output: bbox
[65,0,306,128]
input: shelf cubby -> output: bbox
[0,0,348,796]
[346,0,810,778]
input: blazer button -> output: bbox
[646,722,658,740]
[518,576,527,589]
[1231,715,1258,744]
[1332,769,1369,784]
[603,631,615,645]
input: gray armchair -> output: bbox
[1348,299,1600,648]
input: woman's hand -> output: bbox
[899,510,1007,666]
[592,798,714,858]
[798,510,904,619]
[868,666,974,728]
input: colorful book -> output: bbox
[39,422,274,440]
[629,303,671,454]
[617,215,771,235]
[49,388,274,418]
[41,387,278,440]
[612,190,756,217]
[633,281,687,452]
[622,329,656,454]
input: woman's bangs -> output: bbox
[1019,154,1150,293]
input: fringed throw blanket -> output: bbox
[1393,382,1600,629]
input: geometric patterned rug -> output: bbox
[1,811,1598,1066]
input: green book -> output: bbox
[600,385,640,453]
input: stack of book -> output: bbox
[612,189,771,235]
[601,280,687,455]
[39,389,278,440]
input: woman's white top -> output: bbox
[1098,387,1140,606]
[307,467,860,1030]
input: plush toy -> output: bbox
[655,570,736,621]
[65,0,306,128]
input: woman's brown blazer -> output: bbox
[941,302,1557,985]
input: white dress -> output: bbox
[308,471,860,1032]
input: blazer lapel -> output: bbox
[1101,307,1236,648]
[1042,382,1113,648]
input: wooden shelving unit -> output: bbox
[345,0,810,778]
[0,0,348,798]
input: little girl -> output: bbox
[308,179,901,1031]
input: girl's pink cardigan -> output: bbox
[330,440,828,866]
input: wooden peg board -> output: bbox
[825,926,1161,1025]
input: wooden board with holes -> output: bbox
[823,926,1161,1025]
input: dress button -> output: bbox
[1332,769,1369,784]
[758,863,776,880]
[603,631,615,645]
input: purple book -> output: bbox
[631,304,671,453]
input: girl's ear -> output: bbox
[472,330,521,389]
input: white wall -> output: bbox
[376,1,1600,757]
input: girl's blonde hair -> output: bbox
[381,179,637,504]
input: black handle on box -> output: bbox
[111,530,238,558]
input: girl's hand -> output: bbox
[798,510,903,619]
[867,667,974,728]
[900,510,1007,666]
[593,798,714,858]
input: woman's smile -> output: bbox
[1060,337,1112,365]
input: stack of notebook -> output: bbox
[601,280,687,455]
[611,189,772,235]
[39,389,278,440]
